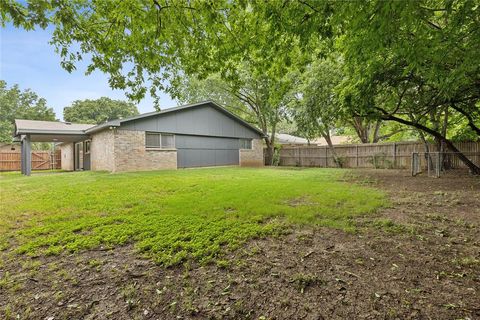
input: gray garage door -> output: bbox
[176,135,240,168]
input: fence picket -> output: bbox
[0,151,61,171]
[273,141,480,170]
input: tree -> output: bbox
[1,1,298,104]
[63,97,139,125]
[3,1,479,172]
[332,0,480,173]
[175,74,260,133]
[246,0,480,172]
[0,80,56,143]
[290,57,343,166]
[1,1,302,164]
[291,56,408,149]
[175,62,296,164]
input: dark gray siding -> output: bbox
[176,135,240,168]
[119,104,260,139]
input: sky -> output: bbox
[0,24,177,120]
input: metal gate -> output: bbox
[176,135,240,168]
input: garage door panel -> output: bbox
[176,135,240,168]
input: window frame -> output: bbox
[239,138,252,150]
[84,140,91,154]
[145,132,176,149]
[160,133,175,149]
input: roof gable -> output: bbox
[85,101,264,137]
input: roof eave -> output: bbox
[84,123,120,134]
[15,129,89,136]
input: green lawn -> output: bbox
[0,168,385,265]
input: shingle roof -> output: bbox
[276,133,309,144]
[14,119,95,135]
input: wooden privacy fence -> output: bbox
[275,141,480,170]
[0,151,61,171]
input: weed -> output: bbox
[88,259,103,268]
[121,283,137,310]
[290,273,324,293]
[0,271,11,289]
[216,259,230,269]
[451,256,479,266]
[371,218,417,235]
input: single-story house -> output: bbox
[275,133,352,146]
[313,135,352,146]
[0,143,20,152]
[275,133,309,145]
[14,101,265,175]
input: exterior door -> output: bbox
[83,140,91,170]
[176,135,240,168]
[74,142,83,170]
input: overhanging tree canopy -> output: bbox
[0,80,56,143]
[63,97,139,125]
[2,0,479,172]
[333,0,480,173]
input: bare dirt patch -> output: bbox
[1,169,479,319]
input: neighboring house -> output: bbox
[275,133,309,145]
[275,133,352,146]
[14,101,264,175]
[0,143,20,152]
[313,135,352,146]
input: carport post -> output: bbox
[21,134,32,176]
[20,136,25,174]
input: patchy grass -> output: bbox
[289,273,325,293]
[0,168,385,265]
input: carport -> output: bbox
[13,119,93,176]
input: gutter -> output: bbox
[15,129,89,136]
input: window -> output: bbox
[146,132,175,149]
[146,133,160,148]
[161,134,175,148]
[84,140,91,154]
[239,139,252,149]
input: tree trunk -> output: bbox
[351,117,370,143]
[264,136,275,166]
[408,113,433,169]
[372,120,382,143]
[383,114,480,175]
[321,130,342,167]
[418,129,434,170]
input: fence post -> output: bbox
[326,147,328,167]
[436,151,441,177]
[393,143,397,168]
[356,145,359,167]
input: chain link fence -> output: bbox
[411,151,479,178]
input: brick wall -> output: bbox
[239,138,264,167]
[113,129,177,172]
[89,128,262,172]
[59,143,74,171]
[90,129,115,171]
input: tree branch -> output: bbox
[298,1,319,13]
[450,103,480,137]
